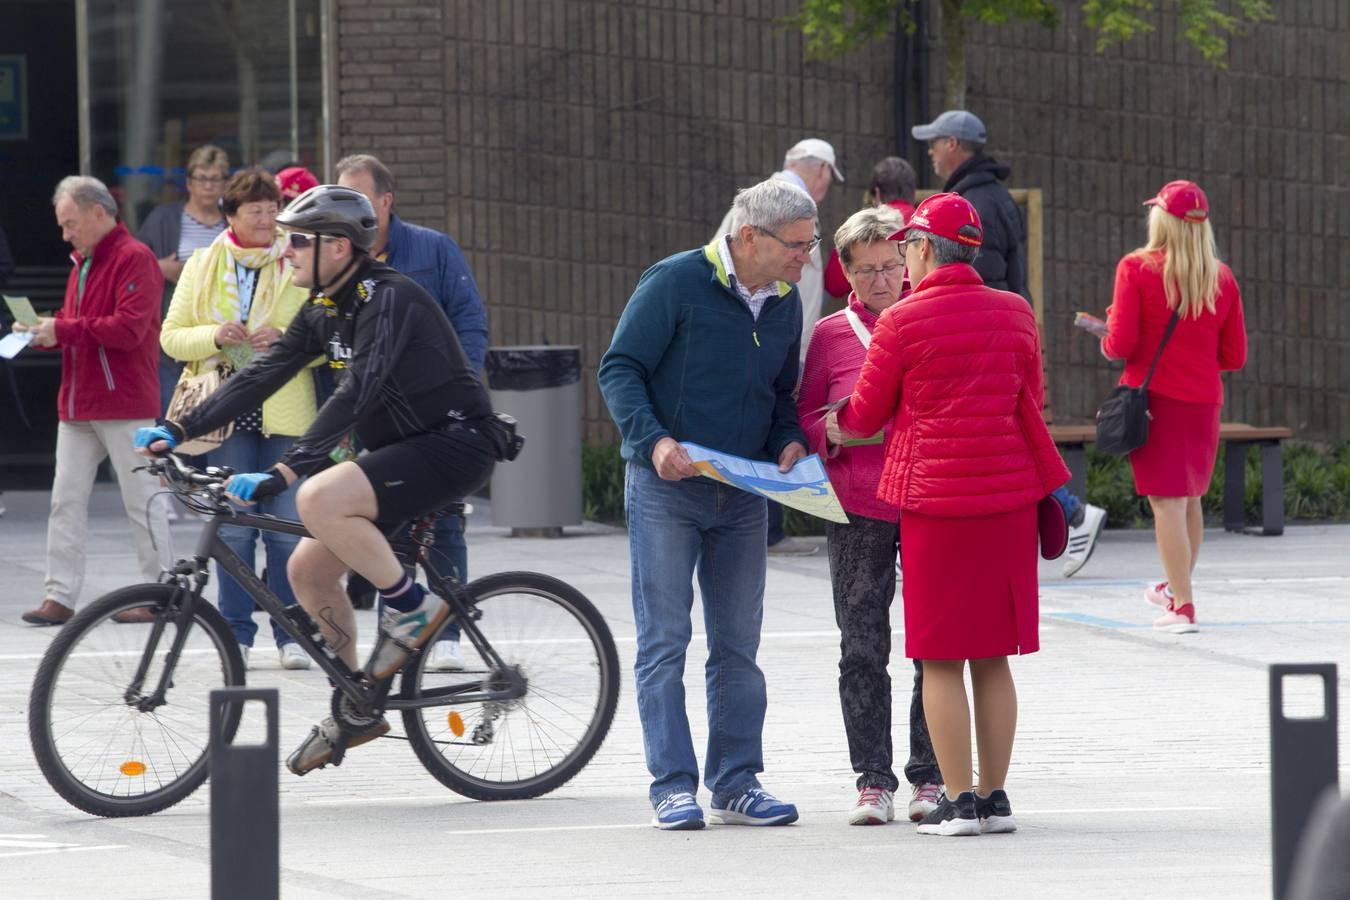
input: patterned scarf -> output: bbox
[188,226,290,371]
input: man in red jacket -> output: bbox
[15,176,173,625]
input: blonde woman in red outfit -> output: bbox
[826,193,1069,836]
[1101,181,1247,633]
[799,205,946,828]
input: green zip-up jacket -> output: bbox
[598,240,805,468]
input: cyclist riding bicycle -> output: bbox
[135,184,516,774]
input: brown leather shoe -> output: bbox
[22,599,74,626]
[112,606,158,624]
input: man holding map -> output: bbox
[599,177,812,831]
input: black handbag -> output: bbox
[1095,309,1181,456]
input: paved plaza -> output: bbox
[1,485,1346,898]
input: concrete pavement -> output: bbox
[1,485,1347,898]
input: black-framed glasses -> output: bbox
[286,231,318,250]
[756,227,821,254]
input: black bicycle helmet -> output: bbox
[276,184,378,253]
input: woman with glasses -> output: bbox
[137,145,231,416]
[160,168,317,670]
[826,193,1068,836]
[798,205,947,828]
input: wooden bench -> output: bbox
[1047,423,1294,536]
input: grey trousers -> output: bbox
[45,419,173,608]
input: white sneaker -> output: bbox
[238,644,251,670]
[279,642,312,670]
[426,639,465,672]
[908,781,943,821]
[1061,504,1106,578]
[848,786,895,825]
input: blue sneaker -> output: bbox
[709,786,799,826]
[652,791,705,830]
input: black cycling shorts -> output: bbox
[355,422,497,525]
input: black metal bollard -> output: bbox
[210,688,280,900]
[1270,664,1338,900]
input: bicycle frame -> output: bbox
[139,506,525,715]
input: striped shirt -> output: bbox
[177,211,226,262]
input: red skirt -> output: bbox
[1129,394,1220,497]
[899,504,1039,659]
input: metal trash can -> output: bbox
[486,346,582,537]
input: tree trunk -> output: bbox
[940,0,967,109]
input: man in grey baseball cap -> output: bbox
[910,110,988,145]
[908,109,1019,294]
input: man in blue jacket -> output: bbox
[599,178,812,831]
[337,154,489,671]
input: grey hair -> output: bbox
[52,176,118,217]
[728,177,817,236]
[906,228,979,265]
[335,153,396,195]
[834,206,905,267]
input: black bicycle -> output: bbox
[28,454,621,818]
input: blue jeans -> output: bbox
[208,430,302,648]
[625,463,769,806]
[158,357,184,417]
[1052,485,1083,527]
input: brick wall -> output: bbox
[337,0,1348,444]
[963,1,1350,441]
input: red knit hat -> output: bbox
[890,192,983,247]
[1144,180,1209,222]
[276,166,320,202]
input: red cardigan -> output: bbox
[49,224,164,421]
[838,264,1069,517]
[1101,251,1247,404]
[798,295,901,522]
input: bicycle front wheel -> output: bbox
[400,571,620,801]
[28,583,246,817]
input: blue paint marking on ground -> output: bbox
[1043,611,1144,629]
[1044,611,1350,630]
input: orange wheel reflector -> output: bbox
[447,712,465,737]
[120,761,146,777]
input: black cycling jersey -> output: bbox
[170,258,493,477]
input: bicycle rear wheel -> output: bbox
[400,571,620,800]
[28,583,246,817]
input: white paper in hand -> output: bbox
[0,331,36,359]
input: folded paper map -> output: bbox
[680,442,849,524]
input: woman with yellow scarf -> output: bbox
[161,168,317,670]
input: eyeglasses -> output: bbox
[756,227,821,254]
[286,232,318,250]
[903,236,926,250]
[851,262,904,280]
[189,175,227,185]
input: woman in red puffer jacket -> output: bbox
[827,193,1068,837]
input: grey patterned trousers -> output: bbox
[826,512,939,791]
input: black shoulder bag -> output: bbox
[1094,308,1181,457]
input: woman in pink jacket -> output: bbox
[827,193,1068,837]
[1101,181,1247,633]
[799,205,944,828]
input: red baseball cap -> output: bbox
[276,166,320,202]
[889,192,983,247]
[1143,180,1209,222]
